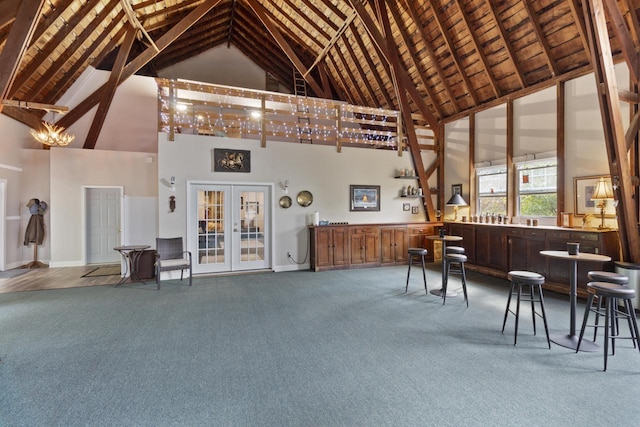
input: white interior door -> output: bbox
[189,183,270,274]
[86,187,122,264]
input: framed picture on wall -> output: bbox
[574,175,615,216]
[350,185,380,211]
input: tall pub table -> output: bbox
[425,234,463,297]
[540,250,611,351]
[113,245,151,286]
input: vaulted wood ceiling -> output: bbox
[1,0,639,132]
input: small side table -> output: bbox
[425,235,463,297]
[113,245,151,286]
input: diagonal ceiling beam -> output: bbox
[0,0,46,115]
[522,0,559,77]
[602,0,640,82]
[304,11,357,78]
[486,0,526,89]
[349,0,438,133]
[57,0,222,129]
[373,0,435,220]
[83,24,137,150]
[245,0,325,97]
[0,0,20,32]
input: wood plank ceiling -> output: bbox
[0,0,637,130]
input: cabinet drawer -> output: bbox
[524,229,546,238]
[570,232,599,242]
[351,226,379,235]
[508,228,524,236]
[547,230,571,240]
[408,225,433,234]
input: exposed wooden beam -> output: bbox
[245,0,325,97]
[522,0,559,77]
[373,0,435,220]
[602,0,640,82]
[340,33,381,108]
[333,40,368,106]
[0,0,20,32]
[387,1,443,119]
[0,0,46,115]
[568,0,592,59]
[120,0,159,52]
[428,0,479,106]
[1,106,46,129]
[581,0,640,263]
[349,0,439,134]
[83,25,136,150]
[487,0,526,89]
[1,99,68,114]
[57,0,223,129]
[402,0,459,114]
[226,0,237,48]
[304,11,356,78]
[557,82,566,225]
[455,0,500,99]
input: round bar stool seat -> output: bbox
[502,271,550,348]
[445,246,465,254]
[587,271,629,285]
[443,253,468,306]
[406,248,429,294]
[577,282,640,371]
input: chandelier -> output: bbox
[29,120,75,147]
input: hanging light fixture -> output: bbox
[29,120,75,147]
[0,100,74,147]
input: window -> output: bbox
[517,158,557,217]
[477,165,507,215]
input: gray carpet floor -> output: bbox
[1,265,639,426]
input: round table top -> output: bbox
[539,250,611,262]
[114,245,151,251]
[425,235,463,242]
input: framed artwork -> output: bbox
[411,206,419,214]
[560,212,574,228]
[350,185,380,211]
[403,203,410,211]
[452,183,462,196]
[574,175,615,216]
[213,148,250,172]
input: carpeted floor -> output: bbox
[1,265,638,426]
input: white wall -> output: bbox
[158,133,433,271]
[49,148,157,266]
[158,45,287,93]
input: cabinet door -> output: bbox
[488,230,507,271]
[350,234,365,264]
[474,228,491,267]
[380,228,395,264]
[332,227,350,266]
[508,236,528,271]
[394,228,408,263]
[364,234,380,263]
[315,228,332,268]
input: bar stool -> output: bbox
[442,253,468,306]
[445,246,465,275]
[501,271,550,348]
[576,281,640,371]
[406,248,428,294]
[587,271,631,345]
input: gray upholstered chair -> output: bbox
[155,237,192,290]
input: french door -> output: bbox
[188,183,271,274]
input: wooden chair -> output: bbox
[155,237,192,290]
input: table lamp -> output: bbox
[446,193,467,221]
[590,177,614,229]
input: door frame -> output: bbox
[81,186,124,265]
[187,180,274,273]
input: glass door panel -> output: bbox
[190,185,231,273]
[232,187,269,271]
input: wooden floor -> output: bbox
[0,265,126,294]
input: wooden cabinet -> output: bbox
[407,224,438,261]
[380,226,408,264]
[310,226,349,270]
[309,222,442,271]
[447,222,619,297]
[350,226,380,266]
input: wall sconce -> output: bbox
[170,176,176,192]
[169,195,176,213]
[280,179,289,194]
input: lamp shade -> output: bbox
[591,177,613,200]
[446,193,467,206]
